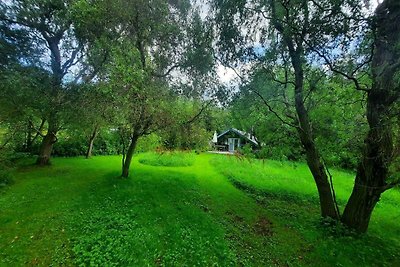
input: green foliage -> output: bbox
[238,144,255,158]
[135,134,162,153]
[0,153,14,188]
[310,80,367,169]
[162,99,215,151]
[139,151,195,167]
[227,69,367,168]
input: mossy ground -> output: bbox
[0,153,399,266]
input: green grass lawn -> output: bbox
[139,151,196,167]
[0,153,399,266]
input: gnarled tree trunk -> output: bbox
[292,53,339,220]
[121,135,139,178]
[36,117,58,166]
[341,0,400,233]
[280,43,339,219]
[341,93,394,232]
[86,125,99,159]
[36,36,63,166]
[269,0,340,220]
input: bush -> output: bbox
[239,144,255,159]
[0,152,14,188]
[254,146,269,159]
[0,168,14,188]
[136,134,162,153]
[50,129,122,157]
[163,126,211,151]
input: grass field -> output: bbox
[0,153,399,266]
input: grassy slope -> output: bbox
[0,153,399,266]
[211,156,400,266]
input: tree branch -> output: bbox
[252,89,299,129]
[30,119,46,143]
[152,63,182,78]
[183,100,214,125]
[62,46,83,75]
[0,135,13,151]
[304,41,371,92]
[29,119,46,138]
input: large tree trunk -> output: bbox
[341,0,399,233]
[269,0,340,219]
[289,49,339,219]
[341,167,384,233]
[121,135,139,178]
[341,94,393,232]
[85,125,99,159]
[36,36,63,166]
[296,124,340,219]
[36,116,57,166]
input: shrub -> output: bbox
[239,144,255,159]
[136,134,162,153]
[0,151,14,188]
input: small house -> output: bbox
[212,128,259,152]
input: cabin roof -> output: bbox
[217,128,259,146]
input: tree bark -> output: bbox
[340,168,383,233]
[36,116,57,166]
[36,36,62,166]
[341,0,400,233]
[85,125,99,159]
[121,135,139,178]
[341,99,392,232]
[269,1,340,220]
[289,47,340,219]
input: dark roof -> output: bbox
[217,128,259,146]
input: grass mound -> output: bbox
[138,151,195,167]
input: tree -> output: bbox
[67,83,118,158]
[339,0,400,232]
[94,0,215,178]
[297,0,400,232]
[213,0,400,232]
[118,84,173,178]
[213,0,358,219]
[103,41,165,177]
[0,0,107,165]
[0,65,52,153]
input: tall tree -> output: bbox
[340,0,400,232]
[298,0,400,232]
[212,0,357,219]
[98,0,214,178]
[213,0,400,232]
[0,0,107,165]
[104,42,173,178]
[66,83,117,159]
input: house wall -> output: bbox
[216,132,256,150]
